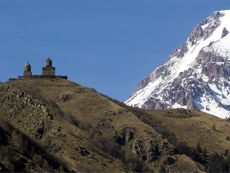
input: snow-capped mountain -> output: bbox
[126,10,230,119]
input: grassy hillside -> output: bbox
[0,78,229,172]
[146,109,230,154]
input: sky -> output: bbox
[0,0,230,101]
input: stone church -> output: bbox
[9,58,67,81]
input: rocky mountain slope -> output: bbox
[1,77,230,172]
[126,10,230,119]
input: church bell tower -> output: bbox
[23,62,32,77]
[42,58,55,76]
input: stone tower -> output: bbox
[23,62,32,77]
[42,58,55,76]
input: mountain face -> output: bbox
[126,10,230,119]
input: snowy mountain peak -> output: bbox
[126,10,230,119]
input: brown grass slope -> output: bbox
[1,78,226,172]
[145,109,230,154]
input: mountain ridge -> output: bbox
[126,10,230,119]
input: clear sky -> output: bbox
[1,0,230,101]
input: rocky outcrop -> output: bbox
[59,93,72,102]
[222,27,229,38]
[0,85,52,139]
[132,136,174,162]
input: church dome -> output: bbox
[24,62,31,67]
